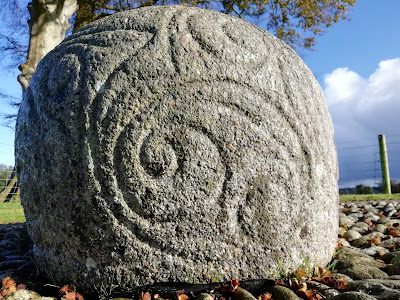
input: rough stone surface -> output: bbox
[15,5,338,290]
[4,290,55,300]
[346,281,400,300]
[265,286,300,300]
[328,291,378,300]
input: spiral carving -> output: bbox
[16,6,338,289]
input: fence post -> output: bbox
[378,134,391,194]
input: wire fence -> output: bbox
[1,134,399,195]
[0,166,19,202]
[336,134,400,190]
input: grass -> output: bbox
[0,202,26,224]
[0,194,398,224]
[340,193,400,202]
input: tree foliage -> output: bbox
[71,0,356,49]
[0,0,357,99]
[355,184,374,195]
[391,180,400,194]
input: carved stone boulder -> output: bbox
[15,5,338,291]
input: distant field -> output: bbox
[340,193,400,202]
[0,202,26,224]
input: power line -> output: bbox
[337,144,377,151]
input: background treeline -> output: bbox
[340,181,400,195]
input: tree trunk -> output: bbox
[17,0,78,92]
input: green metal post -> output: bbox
[378,134,391,194]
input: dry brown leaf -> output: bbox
[230,279,240,292]
[293,269,307,279]
[60,285,84,300]
[177,292,189,300]
[315,267,331,278]
[0,276,17,299]
[60,286,75,293]
[342,206,350,214]
[258,293,272,300]
[313,274,346,289]
[298,289,323,300]
[16,284,26,290]
[297,282,307,292]
[368,235,382,246]
[390,228,400,237]
[365,219,375,230]
[1,277,15,288]
[141,292,152,300]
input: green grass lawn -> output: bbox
[340,193,400,202]
[0,202,26,224]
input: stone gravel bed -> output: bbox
[3,201,400,299]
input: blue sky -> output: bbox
[1,0,399,188]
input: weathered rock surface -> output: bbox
[15,5,338,291]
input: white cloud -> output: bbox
[323,58,400,187]
[324,67,366,104]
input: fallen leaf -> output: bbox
[293,269,307,279]
[390,228,400,237]
[141,292,152,300]
[297,282,307,292]
[365,219,375,230]
[60,285,84,300]
[368,235,382,246]
[0,277,18,299]
[342,206,350,214]
[16,284,26,290]
[230,279,240,292]
[298,289,323,300]
[177,292,189,300]
[60,286,75,293]
[258,293,272,300]
[1,277,15,288]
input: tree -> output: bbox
[355,184,373,195]
[1,0,357,94]
[390,180,400,194]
